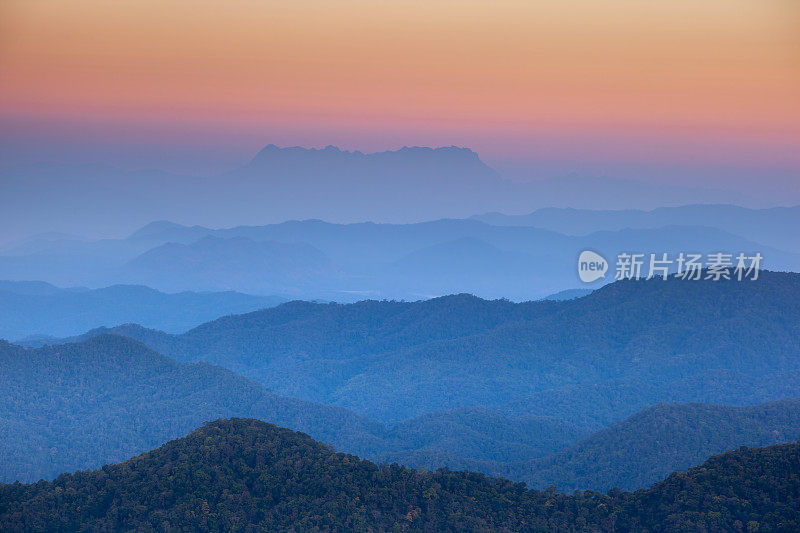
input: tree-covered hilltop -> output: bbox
[57,272,800,425]
[0,419,798,532]
[626,440,800,532]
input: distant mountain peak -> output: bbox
[244,143,489,170]
[127,221,211,242]
[253,143,478,156]
[127,220,184,236]
[255,143,353,157]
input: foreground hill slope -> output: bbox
[1,419,798,532]
[630,440,800,532]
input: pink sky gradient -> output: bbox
[1,0,798,194]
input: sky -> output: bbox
[0,0,798,194]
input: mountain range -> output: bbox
[54,272,800,425]
[4,272,800,493]
[0,144,771,245]
[1,206,797,300]
[0,281,284,341]
[473,204,800,253]
[3,333,799,492]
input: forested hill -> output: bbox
[7,334,800,492]
[1,419,798,532]
[0,335,386,483]
[58,271,800,425]
[506,399,800,492]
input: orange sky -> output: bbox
[1,0,799,176]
